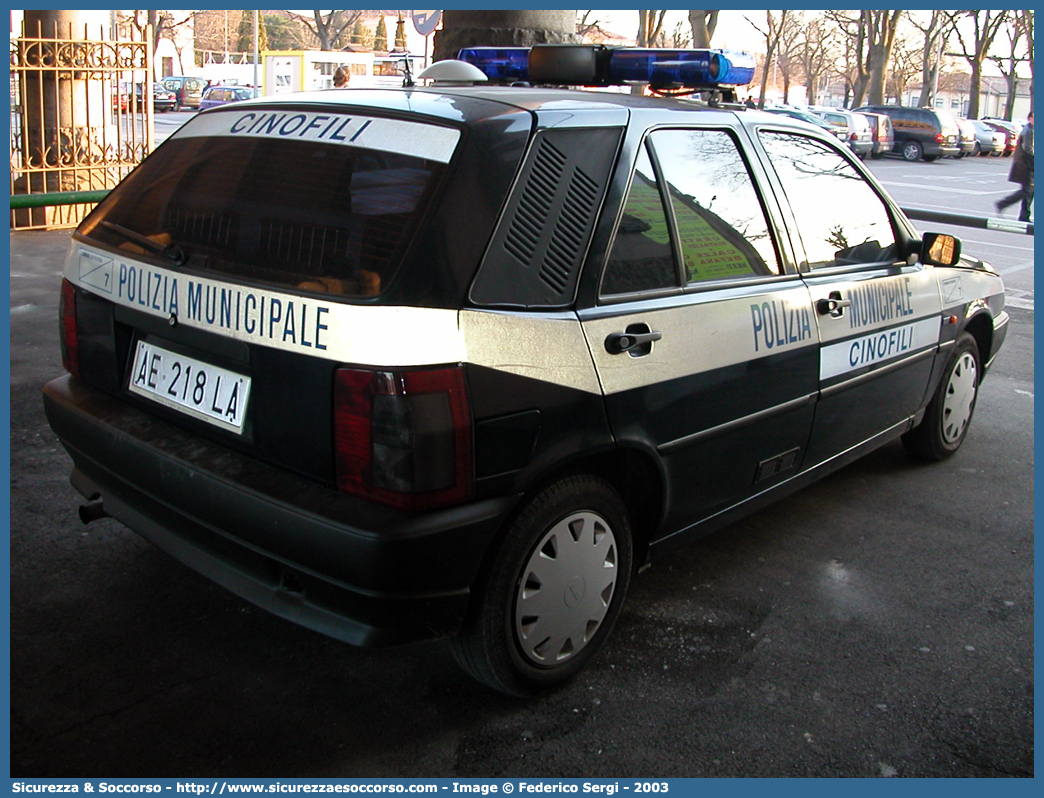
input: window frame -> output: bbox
[751,125,910,277]
[597,124,797,304]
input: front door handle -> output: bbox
[605,329,662,355]
[817,291,852,318]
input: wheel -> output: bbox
[452,475,633,696]
[902,141,923,161]
[902,333,981,461]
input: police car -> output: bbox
[43,45,1008,696]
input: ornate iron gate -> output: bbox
[10,20,153,230]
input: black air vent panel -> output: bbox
[470,126,622,308]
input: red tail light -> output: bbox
[334,365,473,511]
[935,132,944,143]
[59,278,80,378]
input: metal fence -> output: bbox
[10,20,152,230]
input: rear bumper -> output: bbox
[43,375,517,647]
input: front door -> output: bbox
[755,129,942,464]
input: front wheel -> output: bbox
[902,333,981,460]
[452,475,633,697]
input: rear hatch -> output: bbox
[63,96,531,489]
[933,109,960,148]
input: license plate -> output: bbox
[128,340,251,433]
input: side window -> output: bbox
[759,131,898,270]
[649,128,781,283]
[602,146,678,295]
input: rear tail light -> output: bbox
[59,278,80,378]
[935,132,945,143]
[334,365,473,511]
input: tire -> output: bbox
[452,475,633,697]
[902,333,981,461]
[902,141,923,162]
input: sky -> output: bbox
[590,8,766,51]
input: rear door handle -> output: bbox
[605,330,662,355]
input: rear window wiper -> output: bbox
[101,221,187,266]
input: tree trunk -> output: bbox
[433,10,577,62]
[688,11,719,49]
[968,61,984,119]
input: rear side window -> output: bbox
[602,128,781,295]
[80,112,457,298]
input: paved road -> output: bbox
[8,158,1034,778]
[866,154,1035,312]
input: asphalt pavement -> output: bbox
[8,228,1034,778]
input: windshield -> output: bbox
[80,114,457,298]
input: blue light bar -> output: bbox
[455,45,755,90]
[609,49,755,88]
[456,47,530,81]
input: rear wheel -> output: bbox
[903,333,981,460]
[452,475,633,697]
[902,141,923,161]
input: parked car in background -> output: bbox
[860,111,895,159]
[815,108,873,159]
[134,82,177,113]
[953,118,978,158]
[198,85,259,111]
[808,107,850,142]
[111,82,130,113]
[965,119,1006,156]
[854,105,960,162]
[761,106,835,134]
[981,119,1019,156]
[160,75,207,111]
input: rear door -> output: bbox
[754,129,942,464]
[579,125,819,534]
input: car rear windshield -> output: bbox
[80,117,454,298]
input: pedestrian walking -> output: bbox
[996,111,1033,222]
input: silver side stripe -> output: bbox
[69,245,601,391]
[460,310,604,395]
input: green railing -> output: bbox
[10,190,111,210]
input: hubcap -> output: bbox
[514,511,618,666]
[941,352,978,444]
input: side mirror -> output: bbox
[920,232,961,267]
